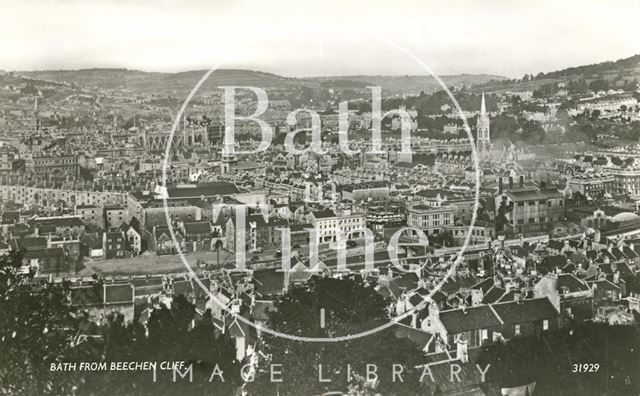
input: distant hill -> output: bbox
[17,68,507,96]
[310,74,507,95]
[476,53,640,93]
[17,68,318,96]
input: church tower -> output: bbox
[221,133,237,175]
[33,94,40,131]
[477,92,491,156]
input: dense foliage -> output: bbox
[247,276,427,395]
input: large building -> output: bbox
[0,184,127,208]
[32,154,78,178]
[495,177,564,235]
[610,168,640,197]
[406,202,455,236]
[566,173,615,197]
[76,204,103,228]
[308,209,367,244]
[341,181,390,201]
[104,205,127,229]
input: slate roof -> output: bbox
[439,305,502,333]
[173,279,195,297]
[104,283,134,304]
[588,279,621,291]
[505,189,563,201]
[393,323,432,350]
[23,247,64,260]
[618,246,635,260]
[33,217,85,228]
[558,273,590,292]
[471,278,494,293]
[482,286,506,304]
[390,272,419,292]
[252,300,276,322]
[184,221,211,235]
[166,182,239,198]
[71,285,102,306]
[409,293,425,307]
[312,209,336,219]
[548,240,564,251]
[490,297,559,325]
[252,268,285,296]
[12,237,47,250]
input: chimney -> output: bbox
[519,175,524,187]
[509,177,513,190]
[456,334,469,363]
[514,291,522,304]
[498,178,503,194]
[411,311,418,329]
[540,181,546,189]
[429,302,440,321]
[614,270,620,284]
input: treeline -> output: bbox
[0,252,243,395]
[478,321,640,395]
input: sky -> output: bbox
[1,0,640,78]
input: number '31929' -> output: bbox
[572,363,600,373]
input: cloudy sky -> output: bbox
[2,0,639,78]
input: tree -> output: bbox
[568,191,588,207]
[478,337,541,390]
[478,323,640,395]
[0,252,82,395]
[79,296,243,395]
[247,277,426,395]
[432,230,454,247]
[0,251,242,395]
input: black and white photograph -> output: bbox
[1,1,640,395]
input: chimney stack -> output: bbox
[498,178,503,194]
[540,181,546,189]
[519,175,524,187]
[411,311,418,329]
[509,177,514,190]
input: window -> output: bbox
[514,324,521,335]
[543,320,549,330]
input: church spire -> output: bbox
[477,91,490,157]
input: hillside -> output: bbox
[476,53,640,93]
[310,74,506,95]
[17,69,319,96]
[17,68,506,97]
